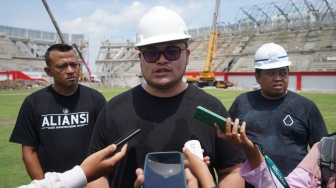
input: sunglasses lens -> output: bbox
[164,47,181,61]
[143,50,160,63]
[142,47,183,63]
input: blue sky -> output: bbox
[0,0,272,72]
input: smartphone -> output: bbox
[113,128,142,148]
[193,106,240,132]
[143,152,186,188]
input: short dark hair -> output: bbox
[176,39,189,48]
[45,44,76,66]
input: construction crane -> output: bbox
[41,0,92,82]
[186,0,233,88]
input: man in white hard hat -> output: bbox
[86,6,246,188]
[228,43,328,187]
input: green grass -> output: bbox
[0,87,335,187]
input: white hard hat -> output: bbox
[135,6,191,49]
[254,43,291,69]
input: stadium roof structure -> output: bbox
[0,25,85,43]
[226,0,336,32]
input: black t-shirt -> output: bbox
[229,90,328,176]
[88,84,246,187]
[10,84,106,173]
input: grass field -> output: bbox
[0,87,335,187]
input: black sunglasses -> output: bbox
[140,46,187,63]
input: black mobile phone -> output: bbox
[193,106,240,132]
[143,152,186,188]
[113,128,142,148]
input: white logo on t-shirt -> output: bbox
[63,108,69,114]
[283,115,293,126]
[41,112,89,129]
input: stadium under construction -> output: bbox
[0,0,336,91]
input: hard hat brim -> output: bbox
[254,60,291,69]
[135,33,191,50]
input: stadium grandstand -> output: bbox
[95,0,336,91]
[0,0,335,91]
[0,25,88,88]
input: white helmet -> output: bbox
[134,6,191,49]
[254,43,291,69]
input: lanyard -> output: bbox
[252,140,290,188]
[264,155,290,188]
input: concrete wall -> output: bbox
[301,76,336,92]
[225,72,336,92]
[184,71,336,92]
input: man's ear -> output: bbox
[186,49,190,65]
[255,73,260,83]
[44,66,52,77]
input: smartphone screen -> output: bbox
[143,152,186,188]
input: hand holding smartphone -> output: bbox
[109,128,141,157]
[184,140,203,160]
[193,106,240,132]
[113,128,142,148]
